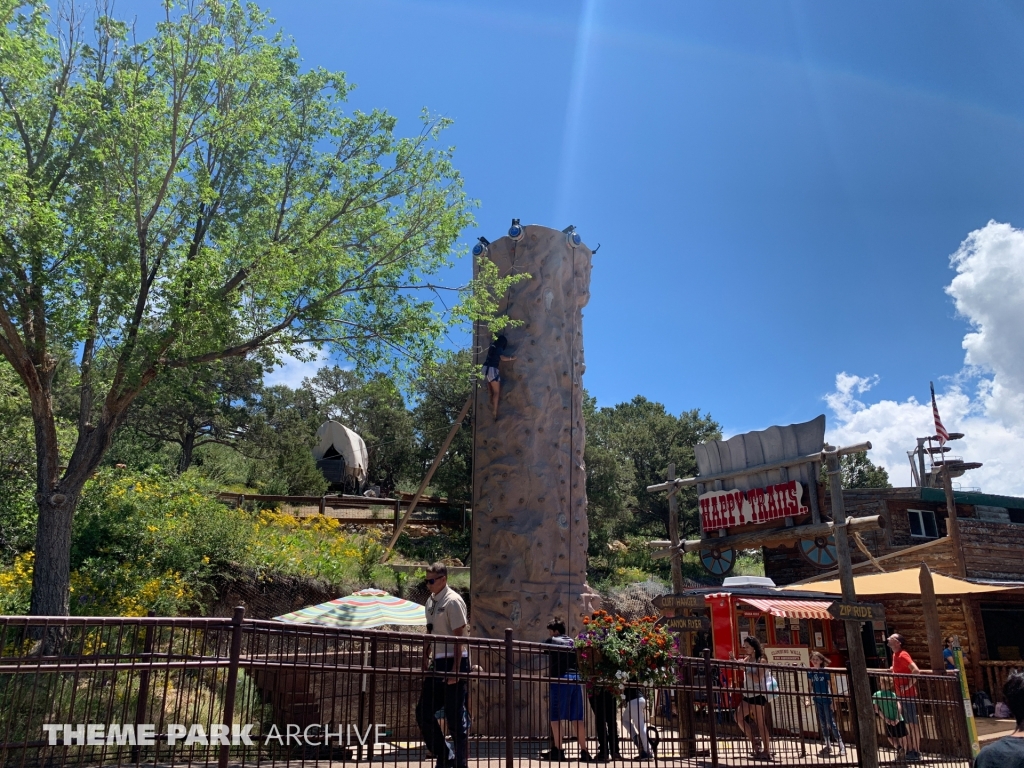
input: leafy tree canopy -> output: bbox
[411,351,474,502]
[124,356,266,474]
[822,451,892,489]
[584,394,721,556]
[305,365,418,497]
[0,0,518,616]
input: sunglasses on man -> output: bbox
[426,575,444,584]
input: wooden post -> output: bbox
[383,394,472,557]
[920,563,945,674]
[667,463,684,595]
[940,466,968,577]
[961,597,984,694]
[823,444,879,768]
[394,497,401,533]
[649,514,885,557]
[505,628,514,768]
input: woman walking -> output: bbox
[732,636,773,761]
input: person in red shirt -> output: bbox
[888,634,922,761]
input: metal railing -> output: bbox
[0,612,973,767]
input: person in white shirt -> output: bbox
[415,563,470,768]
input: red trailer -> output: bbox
[681,577,856,668]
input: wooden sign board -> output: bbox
[827,600,885,622]
[664,616,711,633]
[699,480,809,531]
[653,594,707,611]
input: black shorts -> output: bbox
[742,695,768,706]
[885,721,908,739]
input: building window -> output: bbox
[908,509,939,538]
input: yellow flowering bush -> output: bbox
[246,510,372,586]
[0,552,34,614]
[69,469,252,615]
[1,469,398,618]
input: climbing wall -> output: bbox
[470,224,596,642]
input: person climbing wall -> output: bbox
[471,223,594,643]
[482,334,517,420]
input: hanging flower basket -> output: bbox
[574,611,679,696]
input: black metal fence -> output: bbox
[0,611,972,767]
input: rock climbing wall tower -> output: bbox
[471,223,594,643]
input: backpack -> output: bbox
[765,675,781,702]
[972,690,995,717]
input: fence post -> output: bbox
[505,628,514,768]
[794,668,806,758]
[845,661,864,768]
[218,606,246,768]
[131,613,156,764]
[702,650,717,767]
[369,636,379,762]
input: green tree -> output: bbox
[0,0,519,616]
[822,451,891,489]
[585,395,721,550]
[0,358,35,560]
[306,366,418,497]
[411,351,474,502]
[123,357,265,474]
[240,384,326,496]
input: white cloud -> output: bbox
[263,345,331,390]
[825,221,1024,496]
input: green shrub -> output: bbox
[69,469,253,615]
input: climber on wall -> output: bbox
[483,334,516,419]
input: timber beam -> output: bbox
[646,441,872,494]
[648,514,885,558]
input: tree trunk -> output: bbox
[29,490,79,618]
[177,430,196,474]
[29,404,119,620]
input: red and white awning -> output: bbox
[736,598,833,620]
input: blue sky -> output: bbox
[118,1,1024,491]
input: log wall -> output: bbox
[959,519,1024,580]
[876,595,973,675]
[764,487,987,586]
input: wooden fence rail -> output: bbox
[214,492,468,529]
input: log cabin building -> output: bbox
[763,484,1024,703]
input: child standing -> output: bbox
[872,677,909,759]
[807,652,846,757]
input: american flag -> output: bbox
[930,381,949,445]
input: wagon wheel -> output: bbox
[797,535,838,569]
[700,547,735,576]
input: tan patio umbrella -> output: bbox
[780,568,1017,596]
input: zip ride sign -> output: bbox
[827,600,885,622]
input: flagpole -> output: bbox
[939,464,967,577]
[930,382,967,576]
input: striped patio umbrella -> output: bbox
[273,588,426,629]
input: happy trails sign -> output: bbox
[699,480,808,530]
[693,415,826,537]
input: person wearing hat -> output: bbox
[415,564,470,768]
